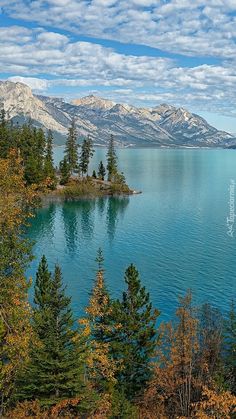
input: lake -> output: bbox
[27,148,236,321]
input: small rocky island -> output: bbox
[44,176,140,202]
[43,123,141,202]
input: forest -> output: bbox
[0,110,129,197]
[0,114,235,418]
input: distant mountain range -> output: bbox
[0,80,235,148]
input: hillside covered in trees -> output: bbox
[0,112,235,418]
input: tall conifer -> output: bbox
[98,161,106,180]
[44,130,56,186]
[106,135,118,181]
[111,264,159,399]
[64,119,79,174]
[79,135,94,176]
[18,259,84,406]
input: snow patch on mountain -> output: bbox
[0,81,235,147]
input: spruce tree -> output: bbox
[17,259,84,406]
[24,127,46,184]
[35,128,46,182]
[64,119,79,174]
[59,157,70,185]
[33,255,52,339]
[44,130,56,187]
[0,109,10,158]
[106,135,118,181]
[79,136,94,176]
[111,264,160,399]
[87,248,112,344]
[98,161,106,180]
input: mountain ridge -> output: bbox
[0,80,235,147]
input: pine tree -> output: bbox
[79,136,94,177]
[23,127,46,185]
[106,135,118,181]
[45,130,53,163]
[111,264,160,399]
[17,260,84,406]
[0,109,10,158]
[92,170,97,178]
[64,119,79,174]
[98,161,106,180]
[44,130,56,188]
[59,157,70,185]
[33,255,52,340]
[87,248,112,344]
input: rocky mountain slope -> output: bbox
[0,80,235,147]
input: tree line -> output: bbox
[0,152,235,418]
[0,110,125,190]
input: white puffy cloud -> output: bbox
[2,0,236,58]
[0,24,235,116]
[1,0,236,120]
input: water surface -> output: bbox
[27,148,236,320]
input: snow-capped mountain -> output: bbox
[0,80,235,147]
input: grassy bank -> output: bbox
[42,177,139,202]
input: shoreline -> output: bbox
[40,179,142,204]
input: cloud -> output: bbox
[0,24,235,116]
[1,0,236,119]
[2,0,236,58]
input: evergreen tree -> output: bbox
[0,109,10,158]
[23,127,46,185]
[33,256,52,339]
[0,116,56,188]
[64,119,79,174]
[44,130,56,187]
[79,136,94,176]
[34,255,52,309]
[87,248,112,344]
[92,170,97,178]
[59,157,70,185]
[98,161,106,180]
[111,264,160,399]
[106,135,118,181]
[17,259,84,406]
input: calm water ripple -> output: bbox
[27,148,236,321]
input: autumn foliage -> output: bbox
[0,151,37,413]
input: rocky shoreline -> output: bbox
[41,178,141,204]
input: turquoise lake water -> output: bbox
[27,148,236,321]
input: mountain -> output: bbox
[0,80,235,147]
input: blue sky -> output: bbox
[0,0,236,132]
